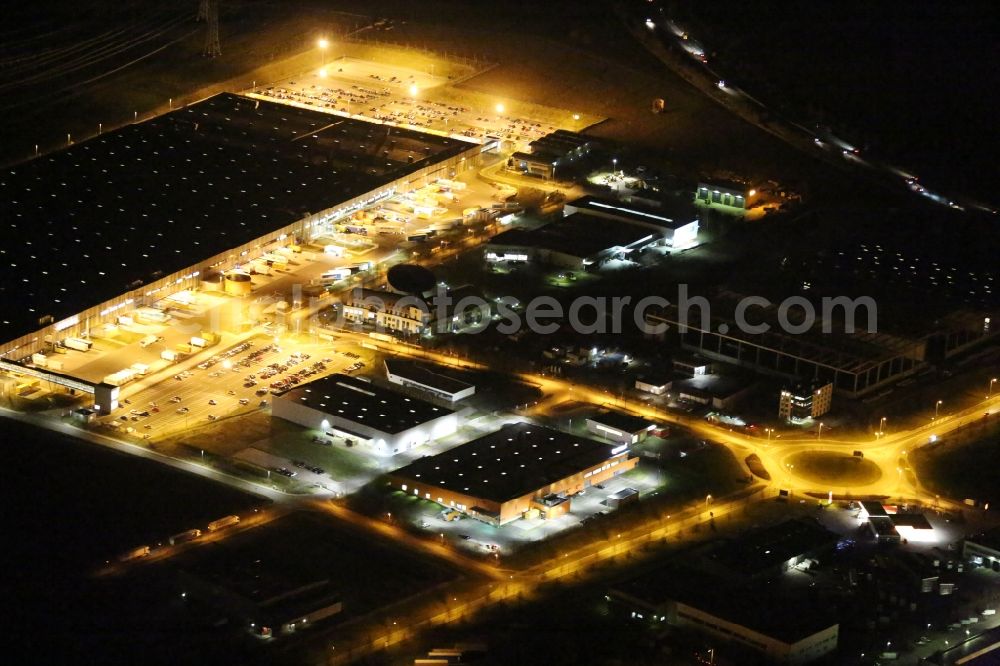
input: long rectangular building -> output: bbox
[387,421,638,525]
[271,374,457,456]
[0,92,484,410]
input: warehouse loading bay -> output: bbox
[45,161,509,406]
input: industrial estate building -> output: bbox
[505,129,599,180]
[563,195,700,250]
[859,501,935,544]
[177,544,343,638]
[387,422,638,525]
[645,294,998,397]
[271,374,458,456]
[671,374,757,411]
[383,359,475,402]
[342,288,435,335]
[964,527,1000,572]
[695,180,748,212]
[485,194,699,270]
[585,409,657,445]
[610,520,840,664]
[778,380,834,422]
[486,213,658,270]
[0,92,488,411]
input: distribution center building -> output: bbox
[0,92,485,411]
[387,421,638,525]
[271,374,458,456]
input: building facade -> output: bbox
[778,381,834,422]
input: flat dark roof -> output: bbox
[587,409,655,434]
[384,358,473,396]
[968,526,1000,553]
[0,92,470,342]
[612,561,837,643]
[489,212,655,259]
[890,513,933,529]
[392,422,626,503]
[567,195,697,229]
[673,375,754,399]
[707,519,838,577]
[279,374,453,434]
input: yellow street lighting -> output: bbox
[409,83,418,96]
[317,38,330,66]
[318,68,327,78]
[495,103,505,114]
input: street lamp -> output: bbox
[878,416,887,438]
[990,378,997,397]
[409,83,418,97]
[495,102,505,114]
[935,399,943,419]
[818,422,824,439]
[317,37,329,66]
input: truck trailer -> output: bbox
[206,515,240,532]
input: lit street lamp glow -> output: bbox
[495,103,505,114]
[317,37,330,66]
[409,83,418,97]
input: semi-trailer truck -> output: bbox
[206,515,240,532]
[168,529,202,545]
[118,545,151,562]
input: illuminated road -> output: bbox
[324,329,1000,507]
[13,314,999,662]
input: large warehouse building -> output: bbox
[271,374,458,456]
[563,195,699,250]
[485,212,659,270]
[387,421,638,525]
[0,92,487,411]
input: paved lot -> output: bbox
[249,57,592,151]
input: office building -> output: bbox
[778,380,833,422]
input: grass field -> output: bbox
[912,423,1000,505]
[786,451,882,487]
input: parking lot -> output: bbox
[249,57,595,152]
[98,334,372,439]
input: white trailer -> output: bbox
[63,338,92,352]
[207,515,240,532]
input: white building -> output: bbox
[271,374,457,456]
[384,359,475,402]
[563,195,699,250]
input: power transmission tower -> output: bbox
[202,0,221,57]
